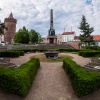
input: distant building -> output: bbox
[93,35,100,46]
[74,36,79,41]
[41,37,47,43]
[57,34,62,44]
[62,31,76,43]
[0,35,4,44]
[4,13,17,44]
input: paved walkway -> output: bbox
[0,53,100,100]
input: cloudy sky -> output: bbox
[0,0,100,36]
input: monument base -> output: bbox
[44,49,58,58]
[47,35,57,44]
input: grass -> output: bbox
[30,53,72,62]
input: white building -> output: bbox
[41,37,47,43]
[62,31,76,44]
[57,34,62,44]
[93,35,100,46]
[0,35,5,44]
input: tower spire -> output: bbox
[9,12,13,19]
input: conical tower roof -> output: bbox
[9,12,13,19]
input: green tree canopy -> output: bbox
[0,22,7,35]
[14,26,29,44]
[29,29,38,44]
[78,15,94,46]
[37,32,43,43]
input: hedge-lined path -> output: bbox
[0,53,100,100]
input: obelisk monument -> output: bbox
[47,9,57,43]
[50,9,54,31]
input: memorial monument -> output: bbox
[47,9,57,43]
[45,9,58,58]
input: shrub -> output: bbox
[79,51,100,57]
[0,58,40,96]
[19,51,24,56]
[86,46,100,50]
[63,58,100,97]
[38,49,48,52]
[18,49,48,53]
[8,50,24,56]
[55,48,80,52]
[0,51,20,57]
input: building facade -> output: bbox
[93,35,100,46]
[62,31,75,43]
[57,34,62,44]
[41,37,47,43]
[4,13,17,44]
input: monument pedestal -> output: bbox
[47,35,57,43]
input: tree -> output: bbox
[0,22,7,35]
[37,32,43,43]
[29,29,38,44]
[14,26,29,44]
[78,15,94,47]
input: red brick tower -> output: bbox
[4,13,17,44]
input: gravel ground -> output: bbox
[0,53,100,100]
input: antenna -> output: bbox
[64,28,65,32]
[71,26,72,32]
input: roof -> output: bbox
[93,35,100,41]
[9,13,13,19]
[62,31,75,35]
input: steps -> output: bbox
[7,44,75,50]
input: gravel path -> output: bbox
[25,62,79,100]
[0,53,100,100]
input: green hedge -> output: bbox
[19,51,24,56]
[0,58,40,96]
[18,49,48,53]
[79,51,100,57]
[63,58,100,97]
[0,51,24,57]
[86,46,100,50]
[0,51,20,57]
[8,50,24,56]
[55,48,80,52]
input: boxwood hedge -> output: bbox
[79,51,100,57]
[0,51,25,57]
[63,58,100,97]
[55,48,80,52]
[0,58,40,96]
[85,46,100,50]
[0,51,20,57]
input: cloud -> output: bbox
[0,0,100,36]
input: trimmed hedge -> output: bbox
[8,50,25,56]
[79,51,100,57]
[0,58,40,96]
[18,49,48,53]
[86,46,100,50]
[63,58,100,97]
[19,51,24,56]
[0,51,20,57]
[0,51,24,57]
[55,48,80,52]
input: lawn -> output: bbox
[30,53,72,62]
